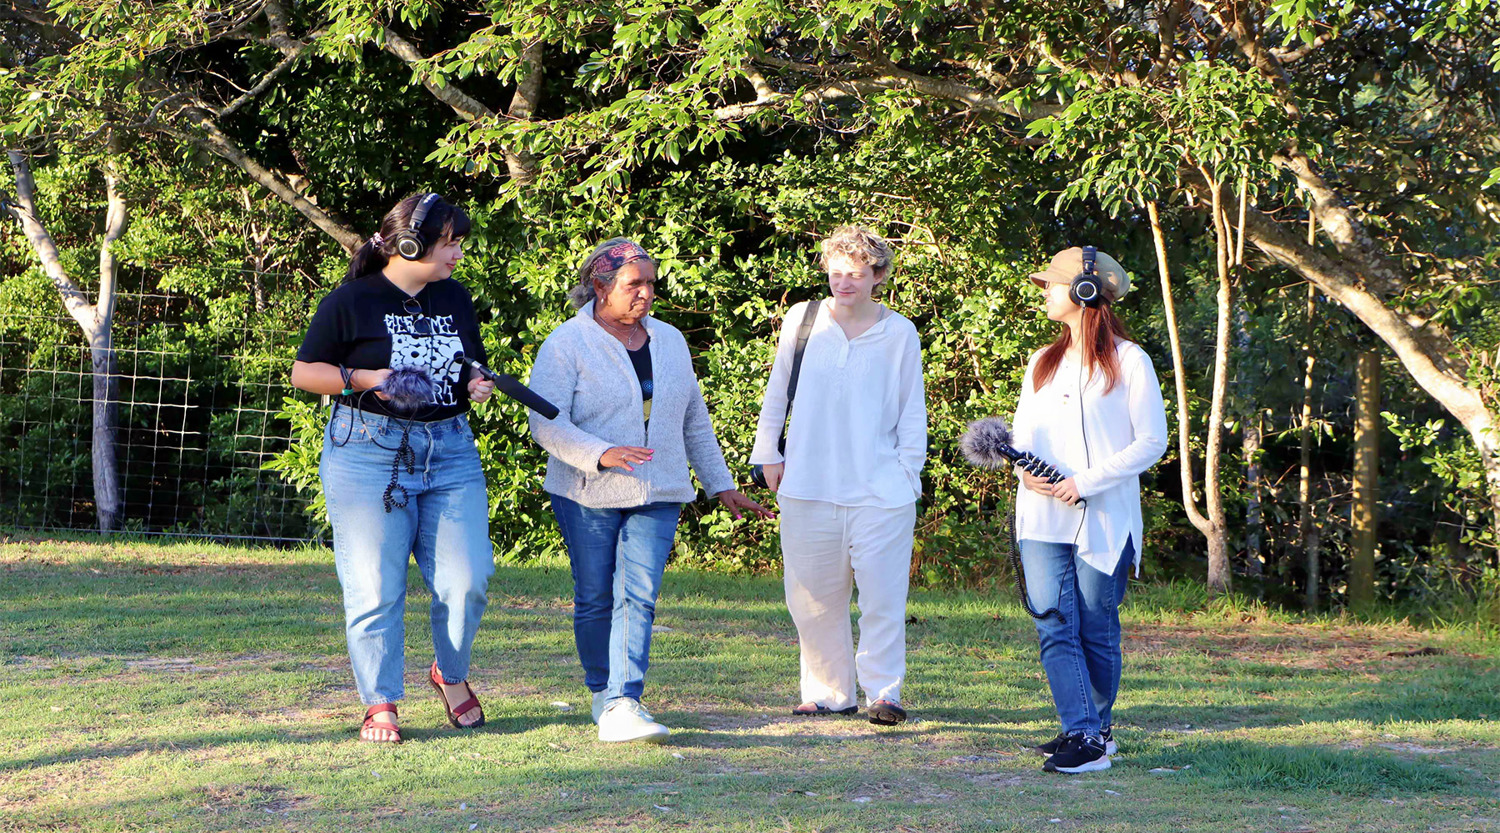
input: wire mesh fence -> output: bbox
[0,276,324,543]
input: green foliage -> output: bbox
[1028,61,1294,215]
[5,0,1499,607]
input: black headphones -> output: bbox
[1070,245,1105,308]
[391,193,441,261]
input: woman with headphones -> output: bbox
[291,193,497,744]
[1011,246,1168,773]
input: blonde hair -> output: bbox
[820,225,893,277]
[568,237,657,309]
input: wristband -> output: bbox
[339,365,356,397]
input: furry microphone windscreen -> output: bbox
[959,416,1016,469]
[380,367,436,412]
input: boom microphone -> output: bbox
[452,352,560,420]
[959,416,1083,506]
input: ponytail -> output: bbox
[344,238,391,284]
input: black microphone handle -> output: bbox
[999,443,1086,507]
[456,354,560,420]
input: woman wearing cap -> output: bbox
[527,237,773,744]
[750,225,927,726]
[1010,246,1168,773]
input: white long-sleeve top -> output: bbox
[750,299,927,508]
[1011,340,1169,575]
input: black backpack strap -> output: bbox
[776,300,820,455]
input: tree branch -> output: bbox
[1241,203,1489,438]
[1275,150,1407,297]
[219,40,314,118]
[379,29,542,184]
[381,29,495,121]
[4,150,97,334]
[502,40,545,186]
[164,106,363,253]
[1269,31,1334,64]
[261,0,306,58]
[750,54,1056,121]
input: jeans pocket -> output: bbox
[328,416,379,445]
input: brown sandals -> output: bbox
[428,661,485,729]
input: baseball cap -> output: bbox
[1029,247,1131,302]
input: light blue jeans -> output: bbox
[549,494,682,703]
[320,405,494,705]
[1019,536,1134,739]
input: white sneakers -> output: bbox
[597,698,671,743]
[591,690,609,723]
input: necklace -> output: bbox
[594,310,643,350]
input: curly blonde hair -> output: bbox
[819,225,893,277]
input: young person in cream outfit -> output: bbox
[751,225,927,726]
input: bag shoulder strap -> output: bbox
[785,299,819,405]
[773,300,820,455]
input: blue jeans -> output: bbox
[1019,536,1134,738]
[549,494,682,702]
[320,406,494,705]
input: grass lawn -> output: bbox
[1,533,1496,832]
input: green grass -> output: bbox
[1,534,1496,832]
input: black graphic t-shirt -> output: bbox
[296,274,487,421]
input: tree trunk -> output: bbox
[1234,306,1263,581]
[1243,405,1263,578]
[1204,175,1235,594]
[89,340,121,530]
[1350,349,1381,611]
[1148,201,1227,584]
[1298,281,1321,609]
[90,138,126,530]
[1232,179,1262,580]
[6,146,125,531]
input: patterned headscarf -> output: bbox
[590,240,652,277]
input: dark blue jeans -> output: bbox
[1019,536,1134,738]
[549,494,682,702]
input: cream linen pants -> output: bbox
[778,496,917,710]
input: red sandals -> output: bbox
[361,703,402,743]
[428,661,485,729]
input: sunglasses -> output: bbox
[401,297,435,336]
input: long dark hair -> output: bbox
[344,193,472,283]
[1033,301,1133,394]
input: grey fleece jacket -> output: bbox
[527,302,737,508]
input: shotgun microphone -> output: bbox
[452,352,559,420]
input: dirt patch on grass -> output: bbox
[1125,621,1473,670]
[198,783,303,813]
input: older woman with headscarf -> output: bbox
[528,237,773,744]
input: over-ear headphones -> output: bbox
[1070,245,1104,308]
[391,193,440,261]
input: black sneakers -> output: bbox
[1033,727,1117,757]
[1032,732,1068,756]
[1042,734,1111,773]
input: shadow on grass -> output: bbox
[0,712,551,772]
